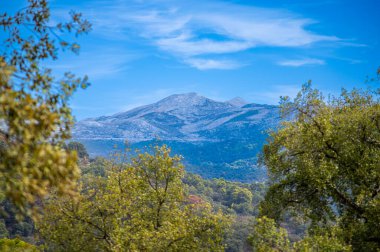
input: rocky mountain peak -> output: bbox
[156,93,208,108]
[226,97,248,107]
[73,93,279,143]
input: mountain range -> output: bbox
[73,93,280,182]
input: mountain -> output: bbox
[226,97,248,107]
[73,93,280,182]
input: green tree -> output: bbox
[225,216,255,252]
[81,156,108,177]
[249,217,351,252]
[66,141,89,159]
[0,220,9,239]
[0,189,35,241]
[232,187,253,205]
[0,0,91,212]
[260,83,380,251]
[38,145,229,251]
[0,238,39,252]
[248,216,290,252]
[293,229,351,252]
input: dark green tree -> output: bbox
[66,141,89,159]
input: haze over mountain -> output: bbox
[73,93,280,182]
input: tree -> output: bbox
[260,83,380,251]
[66,141,89,160]
[0,238,39,252]
[248,216,351,252]
[81,156,108,177]
[38,145,229,251]
[0,0,91,212]
[0,193,35,240]
[0,220,9,239]
[293,228,351,252]
[248,216,290,252]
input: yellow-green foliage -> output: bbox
[0,65,80,212]
[249,216,291,252]
[38,145,229,251]
[249,217,351,252]
[0,0,90,213]
[294,234,351,252]
[0,238,39,252]
[261,83,380,251]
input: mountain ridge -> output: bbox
[73,93,280,182]
[73,93,279,142]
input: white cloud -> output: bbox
[74,0,339,70]
[125,3,337,54]
[156,34,253,56]
[278,58,325,67]
[184,58,242,70]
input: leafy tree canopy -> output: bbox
[65,141,89,159]
[0,238,39,252]
[38,145,229,251]
[260,83,380,251]
[0,0,91,213]
[248,216,290,252]
[249,216,350,252]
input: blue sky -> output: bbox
[3,0,380,120]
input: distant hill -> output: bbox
[73,93,280,182]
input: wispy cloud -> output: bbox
[80,0,338,70]
[278,58,325,67]
[184,58,242,70]
[49,48,138,80]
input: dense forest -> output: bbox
[0,0,379,251]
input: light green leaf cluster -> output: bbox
[0,238,40,252]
